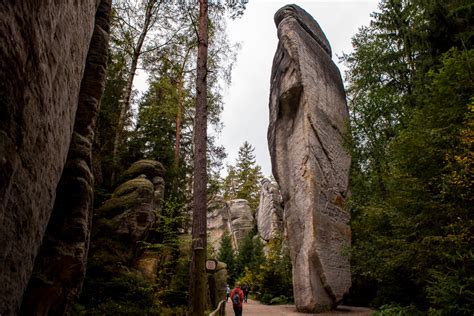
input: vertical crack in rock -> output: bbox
[20,1,112,314]
[0,1,109,314]
[268,4,351,313]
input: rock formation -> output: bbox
[78,160,165,308]
[208,199,255,252]
[207,197,231,251]
[228,199,255,249]
[268,5,351,312]
[92,160,165,265]
[0,1,111,314]
[256,178,284,243]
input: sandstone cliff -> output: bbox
[0,1,111,314]
[268,4,351,312]
[208,198,255,252]
[256,178,284,244]
[92,160,165,266]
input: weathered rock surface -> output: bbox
[208,261,228,309]
[256,178,284,242]
[268,5,351,312]
[207,197,231,251]
[92,160,165,263]
[0,1,110,314]
[228,199,255,249]
[208,199,255,251]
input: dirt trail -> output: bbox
[224,299,373,316]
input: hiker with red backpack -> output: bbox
[230,282,244,316]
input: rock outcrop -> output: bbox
[268,5,351,312]
[256,178,284,242]
[92,160,165,265]
[207,197,231,251]
[228,199,255,249]
[208,199,255,251]
[0,1,111,314]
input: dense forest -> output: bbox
[343,0,473,314]
[71,0,472,314]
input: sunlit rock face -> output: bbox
[268,4,351,313]
[256,178,283,242]
[0,1,110,314]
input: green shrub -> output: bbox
[373,304,424,316]
[260,294,273,305]
[270,295,290,305]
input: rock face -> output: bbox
[92,160,165,264]
[256,178,284,242]
[228,199,255,248]
[207,197,231,251]
[208,199,255,251]
[0,1,111,314]
[268,5,351,312]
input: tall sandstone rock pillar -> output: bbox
[268,5,351,312]
[0,1,110,314]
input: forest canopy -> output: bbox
[343,0,473,314]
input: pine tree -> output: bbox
[222,165,238,200]
[223,141,263,211]
[217,232,237,284]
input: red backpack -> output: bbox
[232,289,241,307]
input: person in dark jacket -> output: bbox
[241,284,250,303]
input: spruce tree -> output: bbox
[217,232,237,284]
[223,141,263,211]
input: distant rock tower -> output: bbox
[268,4,352,312]
[256,178,283,244]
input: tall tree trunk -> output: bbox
[174,75,184,167]
[174,46,193,168]
[190,0,209,315]
[111,0,157,184]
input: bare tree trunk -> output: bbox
[174,75,184,167]
[111,0,157,184]
[190,0,208,315]
[174,47,192,168]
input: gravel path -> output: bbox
[224,299,373,316]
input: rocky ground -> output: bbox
[225,299,373,316]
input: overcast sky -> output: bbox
[218,0,379,177]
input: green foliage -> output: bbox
[234,233,293,305]
[217,232,237,284]
[235,232,265,278]
[223,141,264,211]
[94,47,128,191]
[373,304,424,316]
[78,273,159,315]
[345,0,474,313]
[254,236,293,304]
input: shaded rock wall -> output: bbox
[90,160,165,272]
[0,1,110,314]
[268,4,351,313]
[20,2,112,314]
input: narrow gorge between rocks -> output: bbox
[2,1,471,315]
